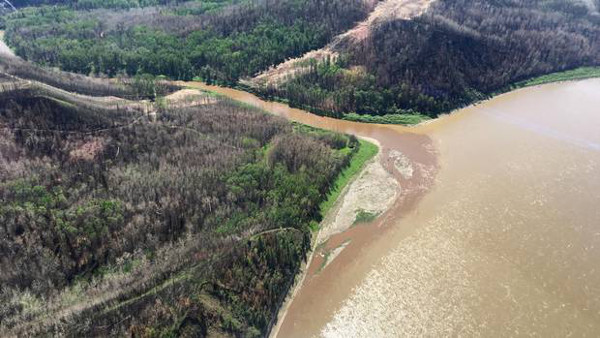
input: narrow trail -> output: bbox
[249,0,435,87]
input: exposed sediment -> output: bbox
[317,149,398,242]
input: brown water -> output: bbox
[185,80,600,337]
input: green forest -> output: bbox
[3,0,370,83]
[0,71,366,335]
[260,0,600,122]
[4,0,600,123]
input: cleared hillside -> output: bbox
[250,0,434,88]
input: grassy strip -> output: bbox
[318,139,378,221]
[339,67,600,125]
[246,86,431,126]
[342,112,429,125]
[193,81,432,126]
[515,67,600,88]
[353,209,379,225]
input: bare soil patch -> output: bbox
[249,0,435,87]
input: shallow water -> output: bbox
[186,79,600,337]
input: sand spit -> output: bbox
[320,80,600,337]
[165,81,440,338]
[317,151,398,242]
[390,150,414,179]
[269,139,393,338]
[319,240,351,273]
[163,89,217,108]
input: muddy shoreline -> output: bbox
[182,81,439,337]
[268,137,382,338]
[274,135,437,337]
[322,79,600,336]
[182,79,600,337]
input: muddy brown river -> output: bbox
[185,79,600,337]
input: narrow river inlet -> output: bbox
[185,79,600,337]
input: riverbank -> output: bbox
[318,139,379,217]
[180,81,439,338]
[514,67,600,88]
[269,137,381,338]
[316,141,396,242]
[163,78,600,337]
[234,65,600,127]
[319,78,600,337]
[178,81,388,337]
[163,76,600,337]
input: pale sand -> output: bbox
[317,151,398,242]
[163,88,217,108]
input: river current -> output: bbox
[188,79,600,337]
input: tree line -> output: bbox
[4,0,370,84]
[3,0,194,10]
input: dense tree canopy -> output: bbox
[4,0,370,83]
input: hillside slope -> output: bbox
[6,0,598,123]
[3,0,373,83]
[252,0,600,122]
[250,0,434,88]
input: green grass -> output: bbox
[318,139,378,220]
[516,67,600,88]
[342,112,430,125]
[292,122,335,136]
[353,209,379,225]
